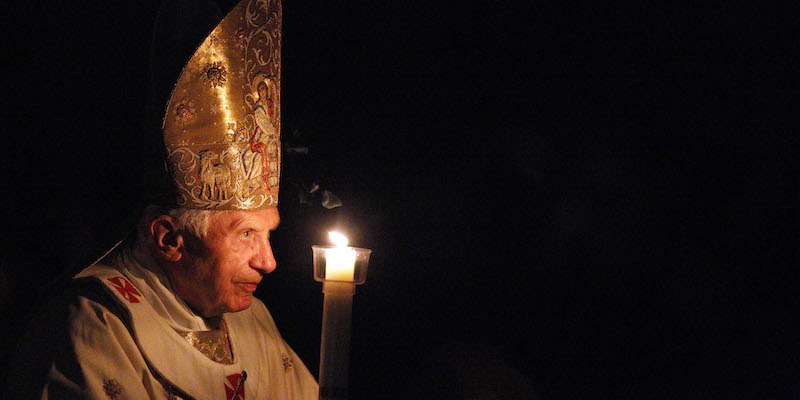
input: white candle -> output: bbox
[326,232,356,281]
[313,233,371,399]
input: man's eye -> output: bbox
[241,230,252,238]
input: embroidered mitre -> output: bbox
[162,0,282,210]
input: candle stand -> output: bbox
[312,245,371,400]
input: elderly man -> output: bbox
[5,0,319,398]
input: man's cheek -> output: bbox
[227,240,246,253]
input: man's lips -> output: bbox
[236,282,259,292]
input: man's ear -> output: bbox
[150,215,184,262]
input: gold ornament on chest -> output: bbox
[182,323,234,364]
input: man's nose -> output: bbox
[250,236,277,273]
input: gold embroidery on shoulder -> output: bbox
[103,379,123,400]
[281,353,293,372]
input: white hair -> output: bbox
[168,208,216,238]
[133,206,220,248]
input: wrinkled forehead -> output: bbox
[210,208,281,233]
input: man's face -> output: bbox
[177,208,280,317]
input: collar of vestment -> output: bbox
[87,246,212,331]
[74,247,263,399]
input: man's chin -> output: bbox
[227,295,253,313]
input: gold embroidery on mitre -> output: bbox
[172,98,197,126]
[163,0,282,210]
[201,61,227,88]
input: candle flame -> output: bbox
[328,231,349,247]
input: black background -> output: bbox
[0,1,795,399]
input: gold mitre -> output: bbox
[162,0,281,210]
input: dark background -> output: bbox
[1,1,795,399]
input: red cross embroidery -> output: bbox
[107,276,142,304]
[224,373,246,400]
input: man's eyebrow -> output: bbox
[228,215,280,231]
[227,218,248,231]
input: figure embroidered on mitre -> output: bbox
[241,75,279,193]
[198,146,244,201]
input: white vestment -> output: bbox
[29,247,318,400]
